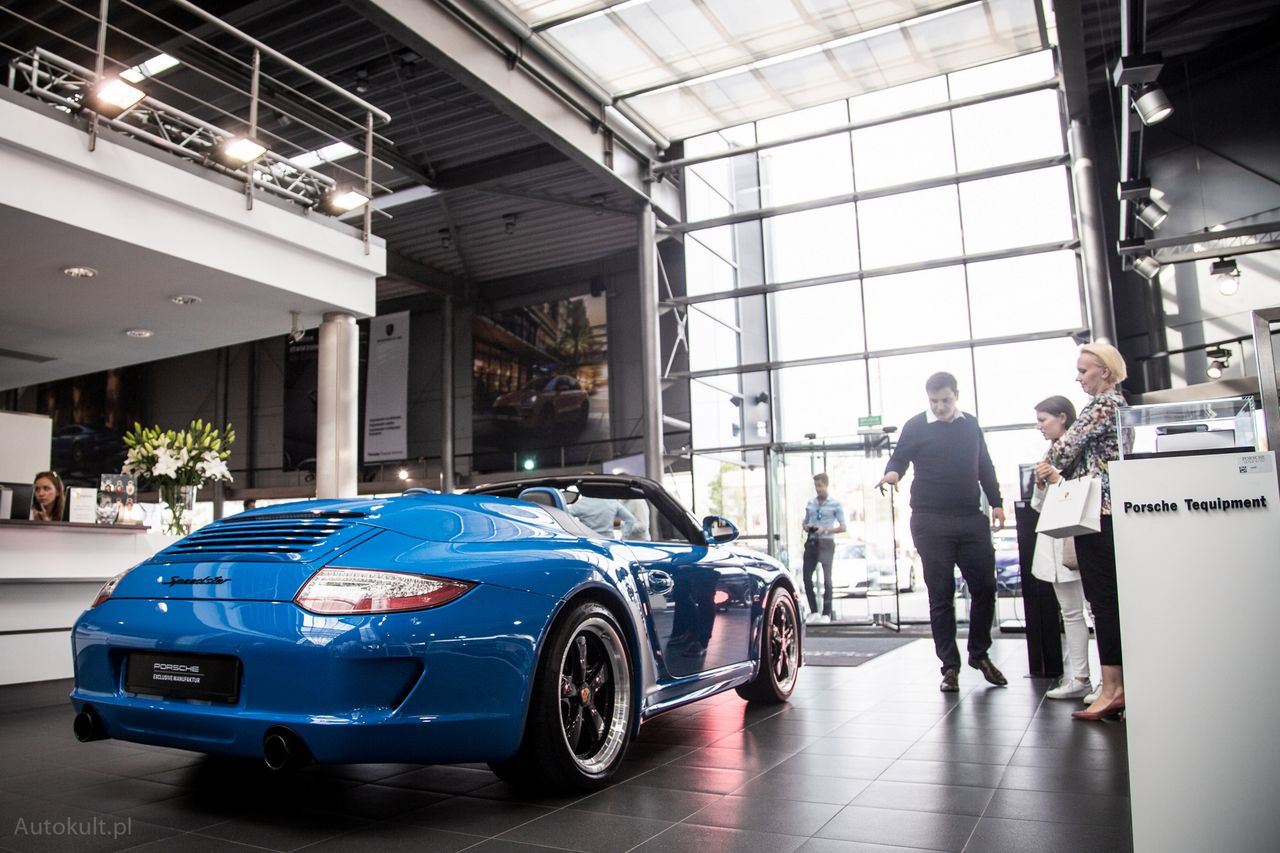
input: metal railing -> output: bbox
[2,0,394,250]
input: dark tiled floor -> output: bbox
[0,639,1131,852]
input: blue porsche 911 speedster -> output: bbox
[70,474,802,790]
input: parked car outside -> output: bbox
[833,541,918,596]
[954,528,1022,597]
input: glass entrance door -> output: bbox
[774,438,913,628]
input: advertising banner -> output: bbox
[364,311,410,462]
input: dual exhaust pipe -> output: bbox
[73,708,310,771]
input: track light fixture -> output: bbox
[1112,53,1173,126]
[1210,258,1240,296]
[322,186,369,213]
[1205,347,1231,380]
[1133,255,1162,281]
[87,77,146,118]
[1133,84,1173,126]
[218,136,267,165]
[1119,179,1170,230]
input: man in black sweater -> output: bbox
[876,372,1008,692]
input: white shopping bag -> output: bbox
[1035,477,1102,538]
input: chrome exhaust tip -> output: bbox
[73,707,108,742]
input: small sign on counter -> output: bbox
[67,487,98,524]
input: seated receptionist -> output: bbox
[30,470,67,522]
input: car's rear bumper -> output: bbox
[70,583,557,764]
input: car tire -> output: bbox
[488,601,634,792]
[736,586,801,704]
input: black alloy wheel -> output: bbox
[737,587,801,703]
[489,601,633,790]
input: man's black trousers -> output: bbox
[909,511,996,673]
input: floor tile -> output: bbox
[851,780,995,816]
[998,765,1131,797]
[816,805,978,851]
[984,788,1132,827]
[498,808,671,853]
[730,771,871,806]
[964,817,1134,853]
[630,823,807,853]
[683,794,842,836]
[877,759,1006,789]
[397,796,554,835]
[569,784,722,821]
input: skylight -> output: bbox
[120,53,180,83]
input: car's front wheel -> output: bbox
[736,586,801,703]
[489,601,634,791]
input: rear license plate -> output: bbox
[125,652,241,703]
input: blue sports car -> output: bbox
[70,474,802,790]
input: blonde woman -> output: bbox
[1032,396,1093,700]
[1035,343,1126,720]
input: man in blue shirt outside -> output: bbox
[802,472,847,623]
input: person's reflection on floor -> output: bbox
[668,566,718,658]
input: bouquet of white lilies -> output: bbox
[121,420,236,535]
[122,420,236,487]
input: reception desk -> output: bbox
[0,520,177,685]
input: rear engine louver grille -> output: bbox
[169,520,353,555]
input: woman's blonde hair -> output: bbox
[1080,342,1127,383]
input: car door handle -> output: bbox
[642,569,674,596]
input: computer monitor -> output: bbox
[2,482,34,519]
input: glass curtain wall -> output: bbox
[678,49,1093,623]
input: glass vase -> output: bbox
[159,484,198,537]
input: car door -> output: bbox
[624,494,755,679]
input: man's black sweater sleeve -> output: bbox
[976,427,1003,508]
[884,416,919,478]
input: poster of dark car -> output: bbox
[36,367,141,486]
[472,294,608,472]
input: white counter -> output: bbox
[1110,451,1280,853]
[0,520,178,685]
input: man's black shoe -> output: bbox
[940,667,959,692]
[969,657,1007,686]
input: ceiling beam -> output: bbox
[350,0,681,222]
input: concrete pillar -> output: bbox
[316,312,358,498]
[441,298,455,492]
[638,204,663,481]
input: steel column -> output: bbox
[316,312,359,498]
[1069,119,1117,344]
[638,204,663,480]
[441,297,455,492]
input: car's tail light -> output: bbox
[91,570,129,608]
[294,568,475,615]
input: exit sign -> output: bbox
[858,415,882,428]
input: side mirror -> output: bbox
[702,515,739,545]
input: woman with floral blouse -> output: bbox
[1035,343,1127,721]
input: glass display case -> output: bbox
[1117,397,1256,460]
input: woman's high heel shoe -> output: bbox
[1071,695,1125,721]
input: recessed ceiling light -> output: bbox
[124,329,153,338]
[63,266,98,278]
[170,294,203,306]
